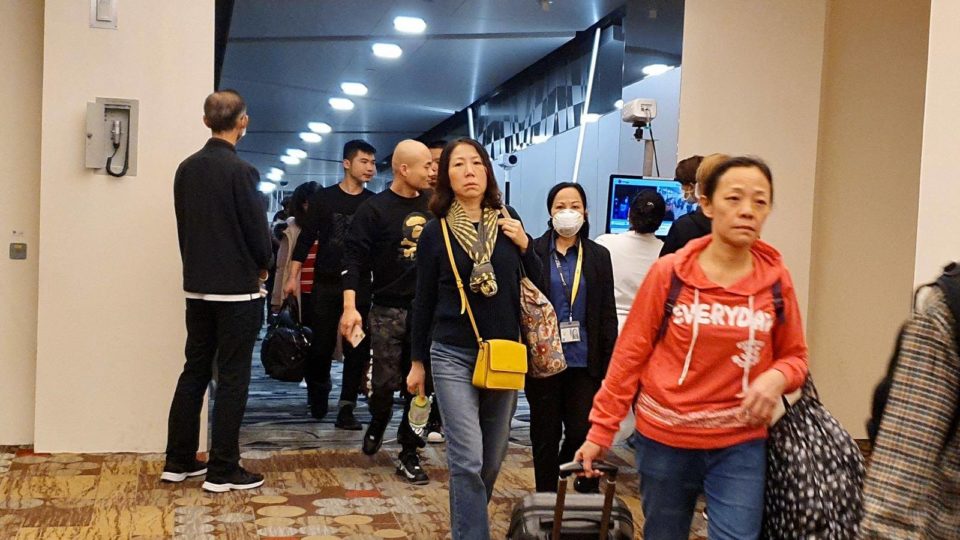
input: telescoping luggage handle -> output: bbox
[553,460,619,540]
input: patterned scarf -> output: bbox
[446,199,500,297]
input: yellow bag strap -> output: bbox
[441,217,483,346]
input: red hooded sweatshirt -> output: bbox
[587,235,808,450]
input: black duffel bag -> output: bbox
[260,296,312,382]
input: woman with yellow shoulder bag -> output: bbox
[407,138,541,540]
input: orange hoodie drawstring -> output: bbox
[677,288,700,386]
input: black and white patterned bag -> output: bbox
[763,377,866,539]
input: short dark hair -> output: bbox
[343,139,377,161]
[545,182,590,238]
[426,140,447,150]
[429,138,502,217]
[290,181,317,225]
[703,156,774,203]
[629,190,666,234]
[203,89,246,133]
[675,155,703,187]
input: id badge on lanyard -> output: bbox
[554,246,583,344]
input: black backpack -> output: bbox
[866,261,960,444]
[260,296,312,382]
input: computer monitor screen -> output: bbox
[606,175,694,236]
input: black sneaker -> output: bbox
[362,419,387,456]
[201,467,264,493]
[396,451,429,485]
[160,459,207,483]
[335,406,362,431]
[425,419,445,444]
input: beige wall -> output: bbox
[808,0,930,437]
[35,1,213,452]
[914,0,960,285]
[678,0,828,315]
[0,2,44,444]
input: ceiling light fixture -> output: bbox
[329,97,355,111]
[641,64,674,77]
[286,148,307,159]
[299,132,322,143]
[308,122,332,134]
[269,167,284,177]
[266,170,283,182]
[393,16,426,34]
[614,99,624,109]
[340,82,368,96]
[280,155,301,165]
[372,43,403,59]
[582,113,601,124]
[258,181,277,194]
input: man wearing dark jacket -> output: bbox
[164,90,272,493]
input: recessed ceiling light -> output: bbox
[531,134,552,144]
[372,43,403,59]
[614,99,624,109]
[266,170,283,182]
[582,113,601,124]
[329,97,355,111]
[340,82,368,96]
[280,155,301,165]
[269,167,284,177]
[286,148,307,159]
[393,16,426,34]
[641,64,674,77]
[258,181,277,193]
[299,132,322,143]
[308,122,332,134]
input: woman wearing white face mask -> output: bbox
[527,182,619,493]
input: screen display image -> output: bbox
[606,175,696,236]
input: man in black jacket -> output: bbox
[164,90,272,493]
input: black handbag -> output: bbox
[763,377,866,539]
[259,296,312,382]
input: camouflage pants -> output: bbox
[367,305,420,451]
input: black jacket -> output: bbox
[174,138,272,295]
[532,230,619,379]
[659,207,711,257]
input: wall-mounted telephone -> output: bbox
[85,97,139,177]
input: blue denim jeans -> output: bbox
[430,342,518,540]
[632,431,765,540]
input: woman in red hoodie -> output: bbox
[576,156,808,540]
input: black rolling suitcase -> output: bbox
[507,460,635,539]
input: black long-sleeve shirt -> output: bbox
[173,138,272,295]
[659,207,712,257]
[410,206,542,362]
[342,189,431,308]
[292,184,374,299]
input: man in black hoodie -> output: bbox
[164,90,272,493]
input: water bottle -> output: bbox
[408,394,432,437]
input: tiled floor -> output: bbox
[0,336,712,539]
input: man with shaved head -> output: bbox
[165,90,270,493]
[341,139,434,484]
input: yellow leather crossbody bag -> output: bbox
[440,218,527,390]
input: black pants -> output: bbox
[301,292,370,412]
[525,367,602,492]
[368,304,420,453]
[166,298,263,476]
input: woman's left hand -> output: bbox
[738,368,787,426]
[498,213,529,253]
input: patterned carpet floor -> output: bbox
[0,334,712,539]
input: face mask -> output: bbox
[552,209,584,238]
